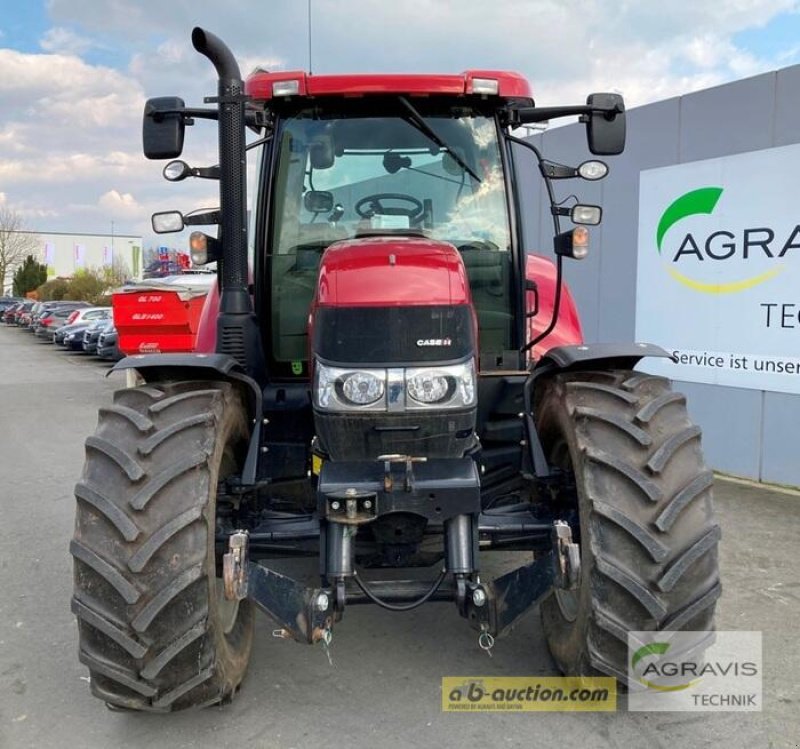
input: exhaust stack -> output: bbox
[192,27,264,377]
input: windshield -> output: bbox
[267,104,513,370]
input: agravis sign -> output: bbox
[636,143,800,394]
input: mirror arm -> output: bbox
[540,160,579,179]
[190,166,221,180]
[505,102,624,127]
[185,210,221,226]
[145,106,218,123]
[509,104,591,125]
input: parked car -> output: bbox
[46,306,109,342]
[36,308,83,340]
[63,306,111,327]
[26,302,46,330]
[53,322,75,345]
[13,301,37,326]
[60,322,97,351]
[0,297,23,314]
[3,302,29,324]
[96,325,123,361]
[82,318,114,354]
[29,300,91,330]
[3,302,20,324]
[30,303,63,334]
[25,300,58,329]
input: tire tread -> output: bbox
[72,380,253,711]
[538,369,721,685]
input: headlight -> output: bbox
[316,363,387,412]
[407,372,450,404]
[405,360,475,410]
[314,359,476,412]
[340,371,385,406]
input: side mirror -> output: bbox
[310,135,335,170]
[152,211,184,234]
[163,160,192,182]
[304,190,334,214]
[586,93,625,156]
[163,159,220,182]
[442,149,467,175]
[384,152,412,174]
[143,97,186,160]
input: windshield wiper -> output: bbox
[398,96,482,183]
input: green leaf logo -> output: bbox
[656,187,723,252]
[631,642,671,670]
[654,186,784,294]
[631,641,696,692]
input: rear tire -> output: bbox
[536,370,721,682]
[71,380,254,711]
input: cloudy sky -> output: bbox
[2,0,800,247]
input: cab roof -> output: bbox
[245,70,533,104]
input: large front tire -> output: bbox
[536,370,721,682]
[71,380,254,711]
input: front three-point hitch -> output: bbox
[222,458,581,657]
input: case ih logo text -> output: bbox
[416,338,452,347]
[656,186,792,294]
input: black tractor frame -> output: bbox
[113,338,675,648]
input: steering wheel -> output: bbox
[354,193,425,222]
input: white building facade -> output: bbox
[5,230,143,292]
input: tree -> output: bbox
[65,267,114,305]
[36,278,71,301]
[104,256,132,286]
[12,255,48,296]
[0,206,40,295]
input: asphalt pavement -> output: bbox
[0,325,797,748]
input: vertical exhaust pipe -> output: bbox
[191,27,265,378]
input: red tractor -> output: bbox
[71,28,720,711]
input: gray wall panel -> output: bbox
[678,72,776,162]
[761,392,800,485]
[773,64,800,147]
[674,381,763,479]
[523,68,800,485]
[597,99,682,343]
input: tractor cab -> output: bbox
[263,91,515,375]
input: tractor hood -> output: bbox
[315,236,471,308]
[310,235,478,367]
[309,235,479,462]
